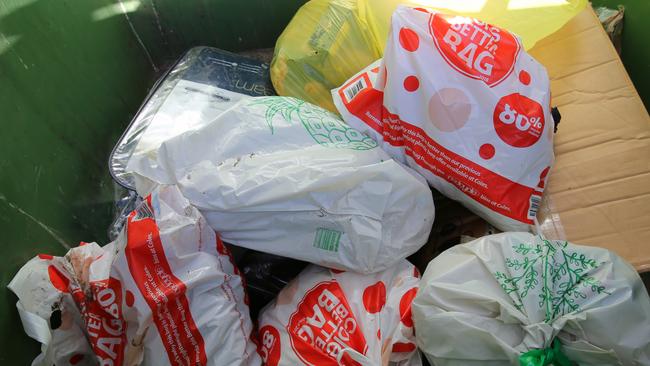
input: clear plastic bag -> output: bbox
[270,0,382,112]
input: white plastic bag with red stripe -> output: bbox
[257,261,421,366]
[8,185,261,366]
[332,6,554,232]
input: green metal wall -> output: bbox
[0,0,154,363]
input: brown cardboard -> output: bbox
[415,7,650,273]
[530,7,650,272]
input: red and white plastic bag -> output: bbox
[8,185,260,366]
[333,6,555,232]
[257,261,421,366]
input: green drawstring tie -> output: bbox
[519,339,575,366]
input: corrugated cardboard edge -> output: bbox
[531,7,650,272]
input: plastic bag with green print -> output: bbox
[126,96,435,274]
[412,232,650,366]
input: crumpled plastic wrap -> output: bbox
[9,185,261,366]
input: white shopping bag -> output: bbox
[9,185,260,366]
[412,232,650,366]
[333,6,555,232]
[258,261,421,366]
[127,96,435,274]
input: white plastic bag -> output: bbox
[8,185,260,366]
[412,232,650,366]
[258,261,421,366]
[333,6,554,232]
[127,96,435,274]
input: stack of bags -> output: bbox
[10,2,650,366]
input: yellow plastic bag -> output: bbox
[271,0,382,112]
[272,0,586,112]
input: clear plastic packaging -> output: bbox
[109,46,275,191]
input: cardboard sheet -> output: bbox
[530,7,650,272]
[418,7,650,273]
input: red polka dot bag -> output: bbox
[333,5,554,232]
[258,261,421,366]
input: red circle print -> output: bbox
[479,144,495,160]
[493,93,545,148]
[392,342,417,353]
[258,325,281,366]
[519,70,531,85]
[399,288,418,327]
[38,254,53,260]
[403,76,420,92]
[69,354,84,364]
[363,281,387,314]
[330,268,345,274]
[48,265,69,293]
[399,27,419,52]
[430,13,520,86]
[125,290,135,307]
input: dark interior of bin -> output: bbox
[0,0,648,363]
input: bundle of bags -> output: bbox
[10,2,650,366]
[272,0,587,111]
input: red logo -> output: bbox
[430,13,520,87]
[493,93,545,147]
[259,326,281,366]
[287,281,367,366]
[72,278,127,366]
